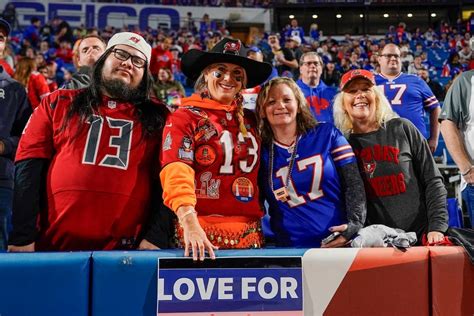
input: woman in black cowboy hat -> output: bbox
[160,38,272,260]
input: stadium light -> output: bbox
[289,15,295,19]
[360,14,364,18]
[383,13,389,18]
[431,13,437,17]
[407,13,413,18]
[336,14,342,19]
[312,14,318,19]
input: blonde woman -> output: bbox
[333,69,448,244]
[160,38,272,260]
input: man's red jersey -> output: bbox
[16,89,160,250]
[160,95,263,219]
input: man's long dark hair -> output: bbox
[63,48,166,137]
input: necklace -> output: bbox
[268,136,299,202]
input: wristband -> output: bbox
[179,209,197,223]
[461,166,474,177]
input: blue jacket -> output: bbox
[0,67,31,189]
[296,79,337,123]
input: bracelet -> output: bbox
[461,166,474,177]
[179,209,197,223]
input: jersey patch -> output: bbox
[232,177,254,202]
[178,135,193,161]
[195,145,217,166]
[194,119,217,142]
[196,171,221,199]
[163,132,172,151]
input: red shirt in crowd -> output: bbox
[150,45,173,78]
[27,71,50,109]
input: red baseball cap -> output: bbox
[340,69,375,91]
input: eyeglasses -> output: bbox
[301,61,321,67]
[379,53,400,59]
[111,48,146,68]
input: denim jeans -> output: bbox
[462,185,474,228]
[0,187,13,251]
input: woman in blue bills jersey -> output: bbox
[256,77,367,247]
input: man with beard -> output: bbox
[62,34,106,89]
[8,32,169,252]
[296,52,337,123]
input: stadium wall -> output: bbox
[0,247,472,315]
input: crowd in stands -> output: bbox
[1,1,472,108]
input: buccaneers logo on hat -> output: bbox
[223,41,240,55]
[129,36,140,43]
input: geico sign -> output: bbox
[9,2,180,30]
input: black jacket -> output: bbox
[61,66,91,90]
[0,66,31,189]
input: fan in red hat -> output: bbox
[333,69,448,246]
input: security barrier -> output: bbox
[430,247,474,316]
[0,247,472,316]
[0,252,91,316]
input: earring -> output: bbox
[234,92,243,105]
[200,88,210,99]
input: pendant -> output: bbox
[273,187,289,202]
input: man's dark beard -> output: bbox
[101,77,144,101]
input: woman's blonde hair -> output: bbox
[256,77,317,145]
[333,82,398,135]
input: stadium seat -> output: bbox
[447,197,463,228]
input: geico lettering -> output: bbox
[159,276,299,301]
[368,173,406,197]
[11,2,180,30]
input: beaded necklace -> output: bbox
[268,136,299,202]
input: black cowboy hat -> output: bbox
[0,18,11,36]
[181,38,272,88]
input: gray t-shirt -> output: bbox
[348,118,448,239]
